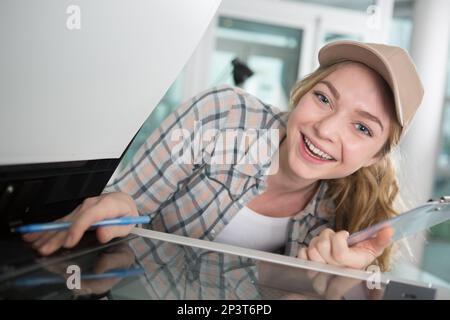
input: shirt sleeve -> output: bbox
[102,85,236,216]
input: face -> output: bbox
[284,62,395,182]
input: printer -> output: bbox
[0,0,221,237]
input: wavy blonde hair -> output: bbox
[290,60,402,271]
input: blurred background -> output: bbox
[120,0,450,286]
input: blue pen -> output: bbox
[11,216,151,234]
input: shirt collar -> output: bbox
[294,181,335,222]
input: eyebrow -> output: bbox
[318,80,384,132]
[356,110,384,132]
[319,80,340,100]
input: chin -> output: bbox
[288,155,322,181]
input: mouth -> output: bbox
[300,133,336,162]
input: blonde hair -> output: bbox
[290,61,402,271]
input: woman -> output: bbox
[24,41,424,272]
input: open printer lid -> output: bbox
[0,0,221,235]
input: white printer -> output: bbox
[0,0,221,235]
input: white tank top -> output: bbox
[213,206,291,252]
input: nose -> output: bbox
[313,113,340,143]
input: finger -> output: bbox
[325,277,362,300]
[23,207,80,243]
[22,232,45,242]
[64,200,125,248]
[94,251,133,274]
[80,277,119,295]
[307,236,325,263]
[37,231,70,256]
[308,236,319,248]
[297,247,308,260]
[31,231,59,249]
[355,227,394,258]
[371,227,394,251]
[96,224,133,244]
[43,259,81,276]
[306,270,319,279]
[332,230,386,269]
[312,272,331,296]
[344,242,381,270]
[330,230,351,265]
[315,229,342,265]
[307,247,326,264]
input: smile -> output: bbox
[301,133,336,161]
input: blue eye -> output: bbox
[355,123,372,137]
[314,91,330,106]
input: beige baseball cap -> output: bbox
[318,40,424,129]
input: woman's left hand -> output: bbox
[297,227,394,270]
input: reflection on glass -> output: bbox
[109,236,383,300]
[0,240,139,299]
[2,234,449,299]
[210,17,302,110]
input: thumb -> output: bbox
[364,227,394,254]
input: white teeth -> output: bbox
[303,135,334,160]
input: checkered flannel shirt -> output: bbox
[103,84,336,258]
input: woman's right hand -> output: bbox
[22,192,139,256]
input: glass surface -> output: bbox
[0,235,385,300]
[347,201,450,246]
[2,233,449,300]
[210,17,302,110]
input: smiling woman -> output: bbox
[25,40,424,274]
[285,59,403,270]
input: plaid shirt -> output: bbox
[103,85,336,258]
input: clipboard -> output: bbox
[347,196,450,246]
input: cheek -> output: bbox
[291,97,318,123]
[342,140,381,165]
